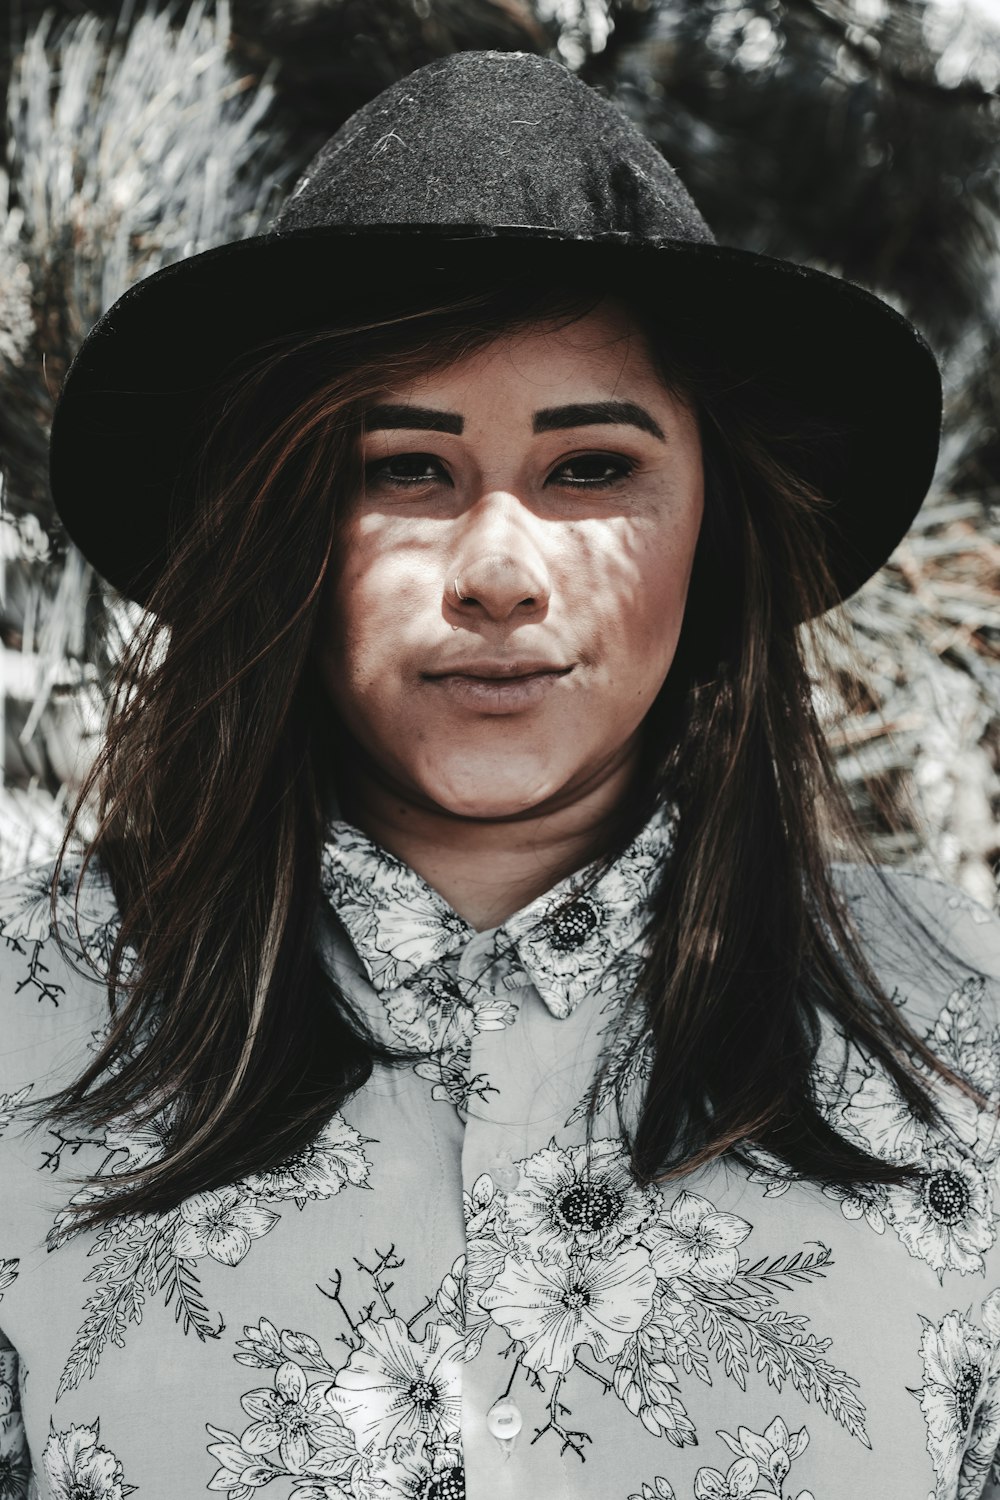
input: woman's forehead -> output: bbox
[369,299,667,412]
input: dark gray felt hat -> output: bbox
[48,49,942,615]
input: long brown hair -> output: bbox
[37,280,983,1226]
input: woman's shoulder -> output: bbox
[830,856,999,925]
[824,857,1000,1087]
[0,852,121,1098]
[827,858,999,985]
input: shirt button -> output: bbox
[490,1150,519,1192]
[487,1397,523,1440]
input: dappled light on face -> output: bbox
[319,301,704,826]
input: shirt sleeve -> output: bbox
[0,1330,31,1497]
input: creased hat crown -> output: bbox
[273,50,716,245]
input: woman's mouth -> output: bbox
[423,663,573,714]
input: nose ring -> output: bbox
[453,577,466,603]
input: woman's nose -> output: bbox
[446,493,551,623]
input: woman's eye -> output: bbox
[549,453,637,487]
[366,453,449,487]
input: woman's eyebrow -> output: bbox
[533,400,666,441]
[363,399,666,441]
[365,404,463,434]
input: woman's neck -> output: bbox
[336,745,641,931]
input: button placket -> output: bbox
[456,931,529,1470]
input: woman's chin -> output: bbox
[417,759,568,822]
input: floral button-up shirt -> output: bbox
[1,807,1000,1500]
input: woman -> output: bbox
[1,48,998,1500]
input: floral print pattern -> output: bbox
[320,805,680,1108]
[0,1341,28,1500]
[172,1188,280,1267]
[745,971,1000,1290]
[628,1415,817,1500]
[208,1253,464,1500]
[502,1138,657,1259]
[0,823,998,1498]
[51,1113,373,1397]
[0,1268,17,1310]
[480,1237,657,1375]
[0,856,126,1006]
[0,1092,30,1141]
[646,1190,753,1283]
[207,1219,843,1500]
[42,1420,135,1499]
[914,1291,1000,1500]
[204,1150,862,1497]
[329,1316,463,1452]
[453,1147,867,1457]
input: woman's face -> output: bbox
[319,299,704,820]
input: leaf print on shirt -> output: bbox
[52,1113,373,1398]
[565,952,651,1130]
[56,1209,225,1399]
[0,866,67,946]
[208,1248,464,1500]
[0,1263,17,1306]
[42,1419,136,1499]
[0,1088,31,1141]
[463,1137,868,1459]
[912,1289,1000,1500]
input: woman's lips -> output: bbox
[425,666,573,714]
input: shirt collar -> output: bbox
[319,801,678,1020]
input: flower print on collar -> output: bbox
[319,800,679,1021]
[321,824,473,995]
[501,800,679,1019]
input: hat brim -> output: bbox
[48,226,941,614]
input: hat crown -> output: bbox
[273,50,715,246]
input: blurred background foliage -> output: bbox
[0,0,998,901]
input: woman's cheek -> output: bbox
[336,542,433,672]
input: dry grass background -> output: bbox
[0,0,997,904]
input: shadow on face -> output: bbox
[318,298,705,822]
